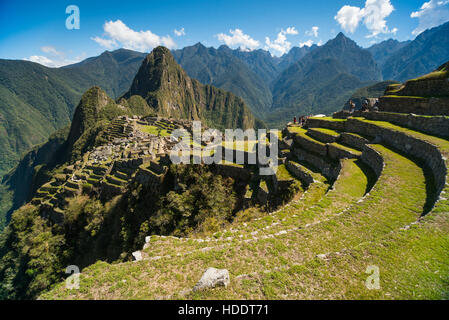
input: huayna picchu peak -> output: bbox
[123,46,259,130]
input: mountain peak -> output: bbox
[67,86,113,146]
[335,32,347,39]
[122,46,256,128]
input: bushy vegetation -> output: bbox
[150,165,237,236]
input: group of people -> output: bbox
[348,98,379,114]
[293,115,308,126]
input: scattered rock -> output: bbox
[132,251,143,261]
[193,267,230,292]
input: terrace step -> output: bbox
[306,117,346,131]
[327,142,362,160]
[307,128,340,143]
[106,175,127,186]
[290,127,327,157]
[340,132,370,150]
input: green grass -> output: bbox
[329,142,363,156]
[138,125,171,137]
[308,128,340,137]
[308,117,346,122]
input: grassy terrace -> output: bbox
[138,124,171,137]
[309,117,346,122]
[287,127,327,146]
[222,140,259,152]
[328,142,363,156]
[308,128,340,137]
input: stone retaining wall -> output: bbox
[285,161,314,187]
[293,147,341,181]
[340,133,370,150]
[363,112,449,139]
[327,144,359,160]
[293,135,327,156]
[115,157,151,170]
[213,164,251,182]
[346,118,447,196]
[396,79,449,97]
[307,129,339,143]
[306,118,346,131]
[379,96,449,116]
[361,145,384,178]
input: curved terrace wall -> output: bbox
[346,118,447,197]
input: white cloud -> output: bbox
[335,5,364,33]
[305,26,319,37]
[92,20,176,52]
[216,29,260,51]
[284,27,299,35]
[24,47,86,67]
[299,40,314,47]
[411,0,449,35]
[334,0,397,38]
[91,37,118,50]
[174,28,186,36]
[40,46,63,56]
[264,27,299,56]
[24,54,86,68]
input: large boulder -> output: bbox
[193,267,230,291]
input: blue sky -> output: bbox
[1,0,448,67]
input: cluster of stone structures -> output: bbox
[32,116,188,224]
[31,115,293,225]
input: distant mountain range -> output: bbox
[268,32,382,127]
[367,39,411,68]
[1,21,449,180]
[381,21,449,81]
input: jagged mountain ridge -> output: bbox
[382,21,449,82]
[267,33,381,126]
[367,39,411,68]
[171,43,273,117]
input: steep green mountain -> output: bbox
[171,43,272,117]
[124,46,258,130]
[382,21,449,82]
[226,46,281,85]
[61,49,147,98]
[277,45,318,73]
[268,33,381,126]
[0,49,146,179]
[367,39,411,68]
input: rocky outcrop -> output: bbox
[193,267,230,292]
